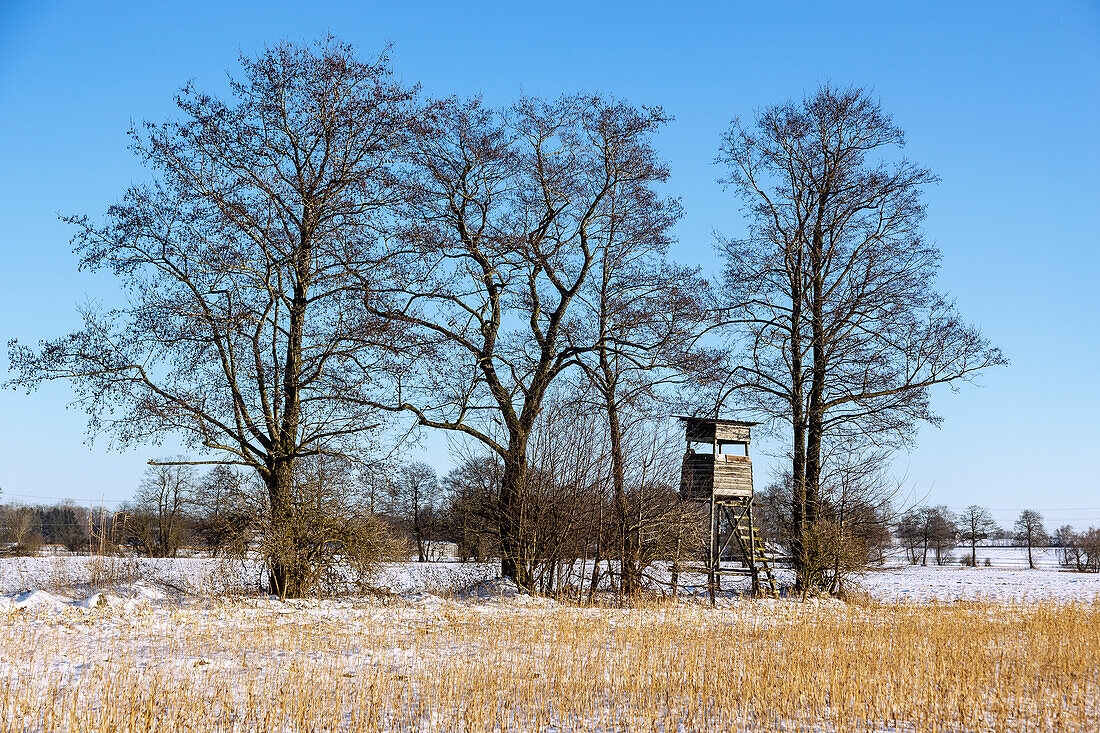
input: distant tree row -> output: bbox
[0,501,108,555]
[3,472,1098,598]
[891,506,1097,570]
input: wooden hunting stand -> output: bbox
[677,416,777,600]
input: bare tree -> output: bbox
[361,460,397,516]
[927,507,958,566]
[192,464,252,557]
[958,505,999,567]
[1067,527,1100,572]
[574,184,715,596]
[900,505,957,566]
[442,456,502,562]
[1014,509,1047,569]
[712,85,1005,590]
[388,462,444,562]
[895,510,924,565]
[32,502,89,554]
[7,39,416,598]
[1053,525,1084,571]
[365,96,672,590]
[128,461,195,557]
[0,504,41,556]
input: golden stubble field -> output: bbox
[0,596,1096,732]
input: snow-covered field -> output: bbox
[1,548,1098,605]
[0,553,1096,731]
[882,545,1066,570]
[856,563,1100,602]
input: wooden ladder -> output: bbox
[721,499,778,597]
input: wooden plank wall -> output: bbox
[680,454,753,500]
[714,424,751,443]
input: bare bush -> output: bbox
[0,504,42,556]
[756,443,898,593]
[244,455,407,596]
[1055,525,1100,572]
[124,462,195,558]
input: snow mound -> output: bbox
[401,592,448,607]
[75,581,173,610]
[124,581,169,605]
[0,589,67,611]
[0,580,175,615]
[456,577,524,600]
[75,591,113,609]
[452,577,555,606]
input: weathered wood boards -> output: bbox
[676,417,778,598]
[680,454,754,499]
[680,416,755,445]
[678,417,757,500]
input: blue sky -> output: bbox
[1,1,1098,529]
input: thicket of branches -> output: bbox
[707,85,1006,589]
[6,39,1010,598]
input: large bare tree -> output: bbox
[366,96,673,590]
[713,85,1006,590]
[7,38,415,598]
[576,201,714,595]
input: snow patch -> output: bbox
[0,589,66,611]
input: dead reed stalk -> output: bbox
[0,598,1096,731]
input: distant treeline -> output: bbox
[3,474,1099,580]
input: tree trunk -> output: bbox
[267,230,309,600]
[414,501,427,563]
[588,502,604,603]
[788,251,808,591]
[605,393,638,597]
[500,439,534,591]
[801,218,828,591]
[266,458,302,601]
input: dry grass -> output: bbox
[0,597,1096,731]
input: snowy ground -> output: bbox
[882,545,1066,570]
[0,552,1096,731]
[1,547,1097,607]
[855,563,1100,602]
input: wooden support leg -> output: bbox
[708,498,717,605]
